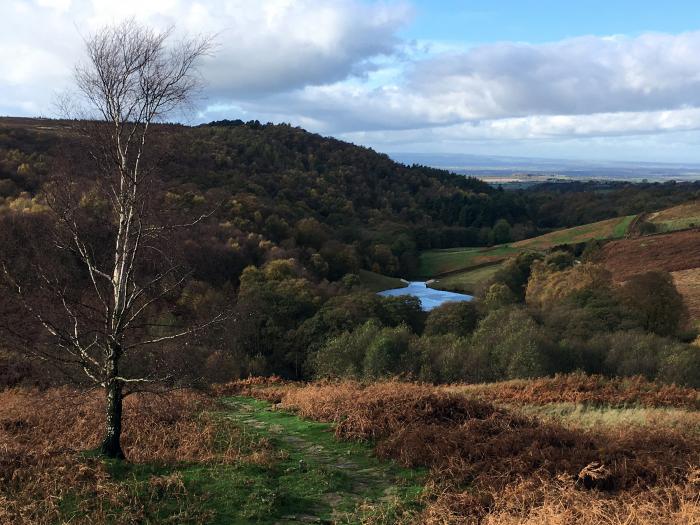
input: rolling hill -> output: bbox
[421,201,700,300]
[419,215,637,293]
[596,228,700,321]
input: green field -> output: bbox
[358,269,407,292]
[647,202,700,233]
[513,215,635,250]
[418,245,519,277]
[419,215,637,293]
[428,263,502,294]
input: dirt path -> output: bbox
[219,397,424,524]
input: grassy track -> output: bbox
[57,397,424,524]
[216,397,425,523]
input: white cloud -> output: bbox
[0,0,410,116]
[5,2,700,160]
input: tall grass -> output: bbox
[0,387,240,524]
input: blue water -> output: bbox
[377,281,473,311]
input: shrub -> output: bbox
[492,252,542,300]
[410,334,470,383]
[526,262,612,309]
[313,320,383,378]
[363,324,413,379]
[544,249,575,270]
[659,344,700,388]
[603,330,670,379]
[480,282,518,311]
[468,308,558,381]
[617,271,688,337]
[424,301,479,337]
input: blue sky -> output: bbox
[404,1,700,43]
[5,1,700,163]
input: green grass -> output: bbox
[216,397,425,522]
[428,263,502,294]
[57,397,425,524]
[653,216,700,233]
[358,269,408,293]
[514,215,635,250]
[418,215,636,279]
[418,245,518,277]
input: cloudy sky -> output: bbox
[5,0,700,162]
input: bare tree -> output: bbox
[1,20,216,459]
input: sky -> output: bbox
[5,1,700,162]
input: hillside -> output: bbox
[597,228,700,320]
[420,214,636,293]
[648,200,700,232]
[0,117,537,282]
[422,199,700,296]
[4,118,700,286]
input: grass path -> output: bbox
[68,397,425,524]
[217,397,425,523]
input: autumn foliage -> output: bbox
[235,379,700,524]
[0,388,239,524]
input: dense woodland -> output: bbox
[1,118,699,386]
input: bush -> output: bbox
[410,334,470,383]
[480,282,517,311]
[659,344,700,388]
[526,262,612,309]
[468,308,559,381]
[313,320,382,378]
[617,271,688,337]
[363,324,413,379]
[492,251,542,300]
[313,321,414,379]
[603,330,670,379]
[424,301,479,337]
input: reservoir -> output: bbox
[377,281,473,311]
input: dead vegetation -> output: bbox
[4,377,700,523]
[447,373,700,409]
[227,378,700,524]
[0,387,239,524]
[598,229,700,282]
[672,267,700,321]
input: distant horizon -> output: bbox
[6,113,700,172]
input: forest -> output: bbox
[1,117,699,389]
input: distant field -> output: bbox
[648,200,700,233]
[358,269,407,292]
[513,215,635,250]
[419,215,636,282]
[428,263,501,294]
[418,245,519,277]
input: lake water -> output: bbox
[377,281,473,311]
